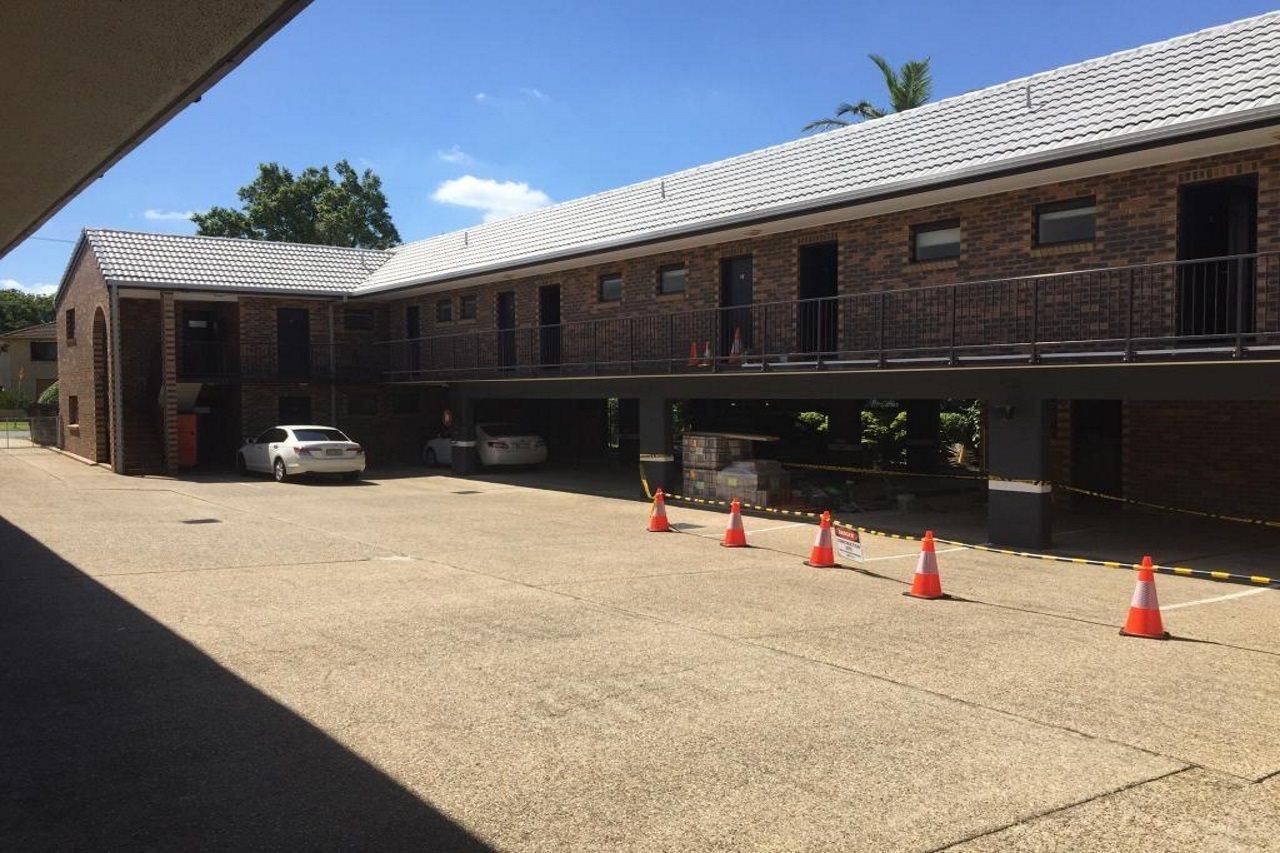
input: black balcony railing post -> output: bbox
[1125,269,1135,362]
[1029,278,1040,364]
[1235,255,1246,358]
[949,288,957,366]
[877,291,887,367]
[815,300,824,369]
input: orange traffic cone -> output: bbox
[904,530,947,599]
[721,499,747,548]
[1120,556,1168,639]
[805,511,835,567]
[728,327,744,363]
[687,341,699,367]
[648,489,671,533]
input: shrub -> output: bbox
[861,407,906,463]
[37,381,58,406]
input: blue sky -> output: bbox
[3,0,1273,294]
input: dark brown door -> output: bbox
[538,285,561,368]
[277,308,310,378]
[720,256,753,358]
[1071,400,1122,496]
[497,291,517,368]
[798,242,838,357]
[1176,176,1257,337]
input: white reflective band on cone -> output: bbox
[1131,580,1160,610]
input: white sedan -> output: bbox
[237,424,365,482]
[422,423,547,467]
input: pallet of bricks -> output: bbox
[681,432,790,506]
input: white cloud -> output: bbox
[431,175,552,223]
[474,92,489,104]
[520,87,549,102]
[1,278,57,296]
[436,145,475,166]
[143,208,195,221]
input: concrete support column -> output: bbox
[827,400,864,460]
[638,397,676,495]
[986,398,1052,548]
[160,292,178,476]
[449,394,480,474]
[905,399,941,471]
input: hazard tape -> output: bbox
[781,461,1280,530]
[638,465,1278,587]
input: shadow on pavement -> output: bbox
[0,517,491,850]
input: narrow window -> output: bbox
[599,274,623,302]
[67,395,79,425]
[911,221,961,262]
[65,309,76,341]
[436,299,453,323]
[1035,197,1097,246]
[30,341,57,362]
[343,308,374,331]
[658,264,688,295]
[459,295,478,320]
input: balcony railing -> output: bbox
[377,253,1280,381]
[176,342,384,383]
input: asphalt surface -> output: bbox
[1,448,1277,851]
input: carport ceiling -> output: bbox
[0,0,311,258]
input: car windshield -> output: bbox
[481,423,527,437]
[292,428,350,442]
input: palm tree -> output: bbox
[804,54,933,132]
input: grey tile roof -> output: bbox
[0,322,55,340]
[358,11,1280,294]
[84,229,390,294]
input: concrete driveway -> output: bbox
[2,449,1277,850]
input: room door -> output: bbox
[798,242,838,357]
[538,284,561,368]
[1176,176,1257,338]
[720,256,753,359]
[277,308,311,378]
[497,291,517,368]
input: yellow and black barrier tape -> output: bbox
[781,461,1280,530]
[638,466,1278,587]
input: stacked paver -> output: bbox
[681,433,791,506]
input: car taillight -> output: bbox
[487,441,509,450]
[352,445,363,455]
[297,446,315,456]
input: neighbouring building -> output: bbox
[0,322,57,404]
[53,13,1280,546]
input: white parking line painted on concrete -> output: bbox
[860,548,962,560]
[1162,586,1274,611]
[744,522,805,535]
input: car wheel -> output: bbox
[273,457,288,482]
[424,447,437,467]
[236,454,248,476]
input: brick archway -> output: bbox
[92,307,111,463]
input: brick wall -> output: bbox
[55,250,111,464]
[382,146,1280,363]
[1124,401,1280,519]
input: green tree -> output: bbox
[804,54,933,132]
[192,160,400,249]
[0,290,54,334]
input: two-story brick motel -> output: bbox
[53,13,1280,546]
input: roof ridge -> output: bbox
[387,10,1280,256]
[84,226,394,255]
